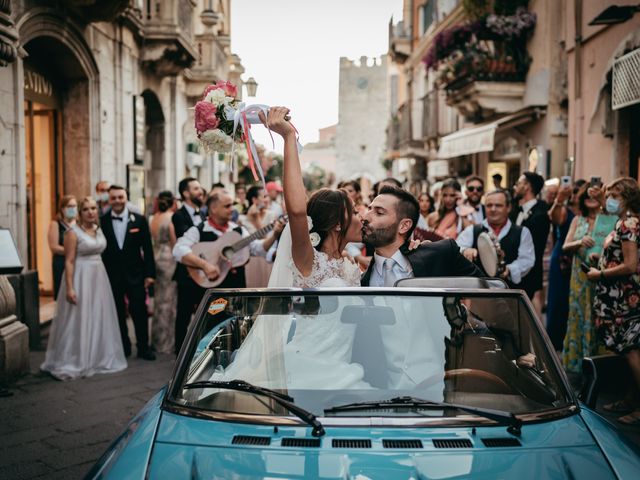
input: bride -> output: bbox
[262,107,370,389]
[267,106,363,289]
[202,107,368,391]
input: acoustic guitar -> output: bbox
[187,216,286,288]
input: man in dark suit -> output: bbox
[101,185,156,360]
[511,172,550,300]
[361,186,481,287]
[171,177,206,354]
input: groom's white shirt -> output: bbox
[369,250,413,287]
[371,247,447,400]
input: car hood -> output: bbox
[148,412,616,479]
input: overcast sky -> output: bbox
[230,0,403,149]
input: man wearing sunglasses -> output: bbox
[459,176,486,224]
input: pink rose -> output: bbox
[215,80,238,98]
[194,101,219,135]
[629,294,639,308]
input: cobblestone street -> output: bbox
[0,323,175,480]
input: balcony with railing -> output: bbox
[139,0,197,75]
[424,7,536,122]
[67,0,130,21]
[388,19,411,64]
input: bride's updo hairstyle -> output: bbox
[306,188,353,250]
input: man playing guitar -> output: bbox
[172,189,285,351]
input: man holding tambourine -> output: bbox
[456,189,535,288]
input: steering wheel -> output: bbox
[445,368,514,394]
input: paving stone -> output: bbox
[1,348,174,479]
[0,460,50,480]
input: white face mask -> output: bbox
[64,206,78,219]
[99,193,109,203]
[605,198,622,215]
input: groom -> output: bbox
[360,186,481,395]
[360,185,482,286]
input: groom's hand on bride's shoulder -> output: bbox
[408,238,430,251]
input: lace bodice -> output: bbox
[291,250,361,287]
[72,225,107,257]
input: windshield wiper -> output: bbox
[324,395,522,436]
[182,379,325,437]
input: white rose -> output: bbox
[200,129,233,153]
[204,88,230,107]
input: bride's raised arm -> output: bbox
[267,107,314,277]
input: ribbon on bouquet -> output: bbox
[225,103,303,185]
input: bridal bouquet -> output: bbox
[194,80,270,183]
[194,80,302,184]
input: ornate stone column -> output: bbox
[0,0,18,66]
[0,276,29,382]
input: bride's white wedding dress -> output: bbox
[206,225,369,390]
[41,225,127,380]
[282,248,369,389]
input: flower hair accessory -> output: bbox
[307,216,320,247]
[309,232,321,247]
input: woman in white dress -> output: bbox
[261,107,368,389]
[267,106,363,288]
[41,197,127,380]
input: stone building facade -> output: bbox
[387,0,568,190]
[565,0,640,182]
[387,0,640,190]
[335,55,388,183]
[0,0,245,294]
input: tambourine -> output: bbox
[477,231,505,277]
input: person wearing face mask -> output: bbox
[587,177,640,425]
[560,183,615,370]
[41,197,127,380]
[47,195,77,299]
[95,181,111,214]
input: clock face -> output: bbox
[357,77,368,89]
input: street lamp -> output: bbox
[589,5,640,26]
[244,77,258,97]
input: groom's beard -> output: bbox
[361,221,398,248]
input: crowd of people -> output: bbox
[40,107,640,425]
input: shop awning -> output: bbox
[437,107,545,159]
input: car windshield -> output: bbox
[168,290,573,420]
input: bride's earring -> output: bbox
[336,226,341,231]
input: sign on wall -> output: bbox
[133,95,146,164]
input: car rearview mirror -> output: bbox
[340,305,396,325]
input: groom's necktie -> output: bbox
[383,258,397,287]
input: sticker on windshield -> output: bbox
[207,298,228,315]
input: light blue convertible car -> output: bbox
[87,280,640,479]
